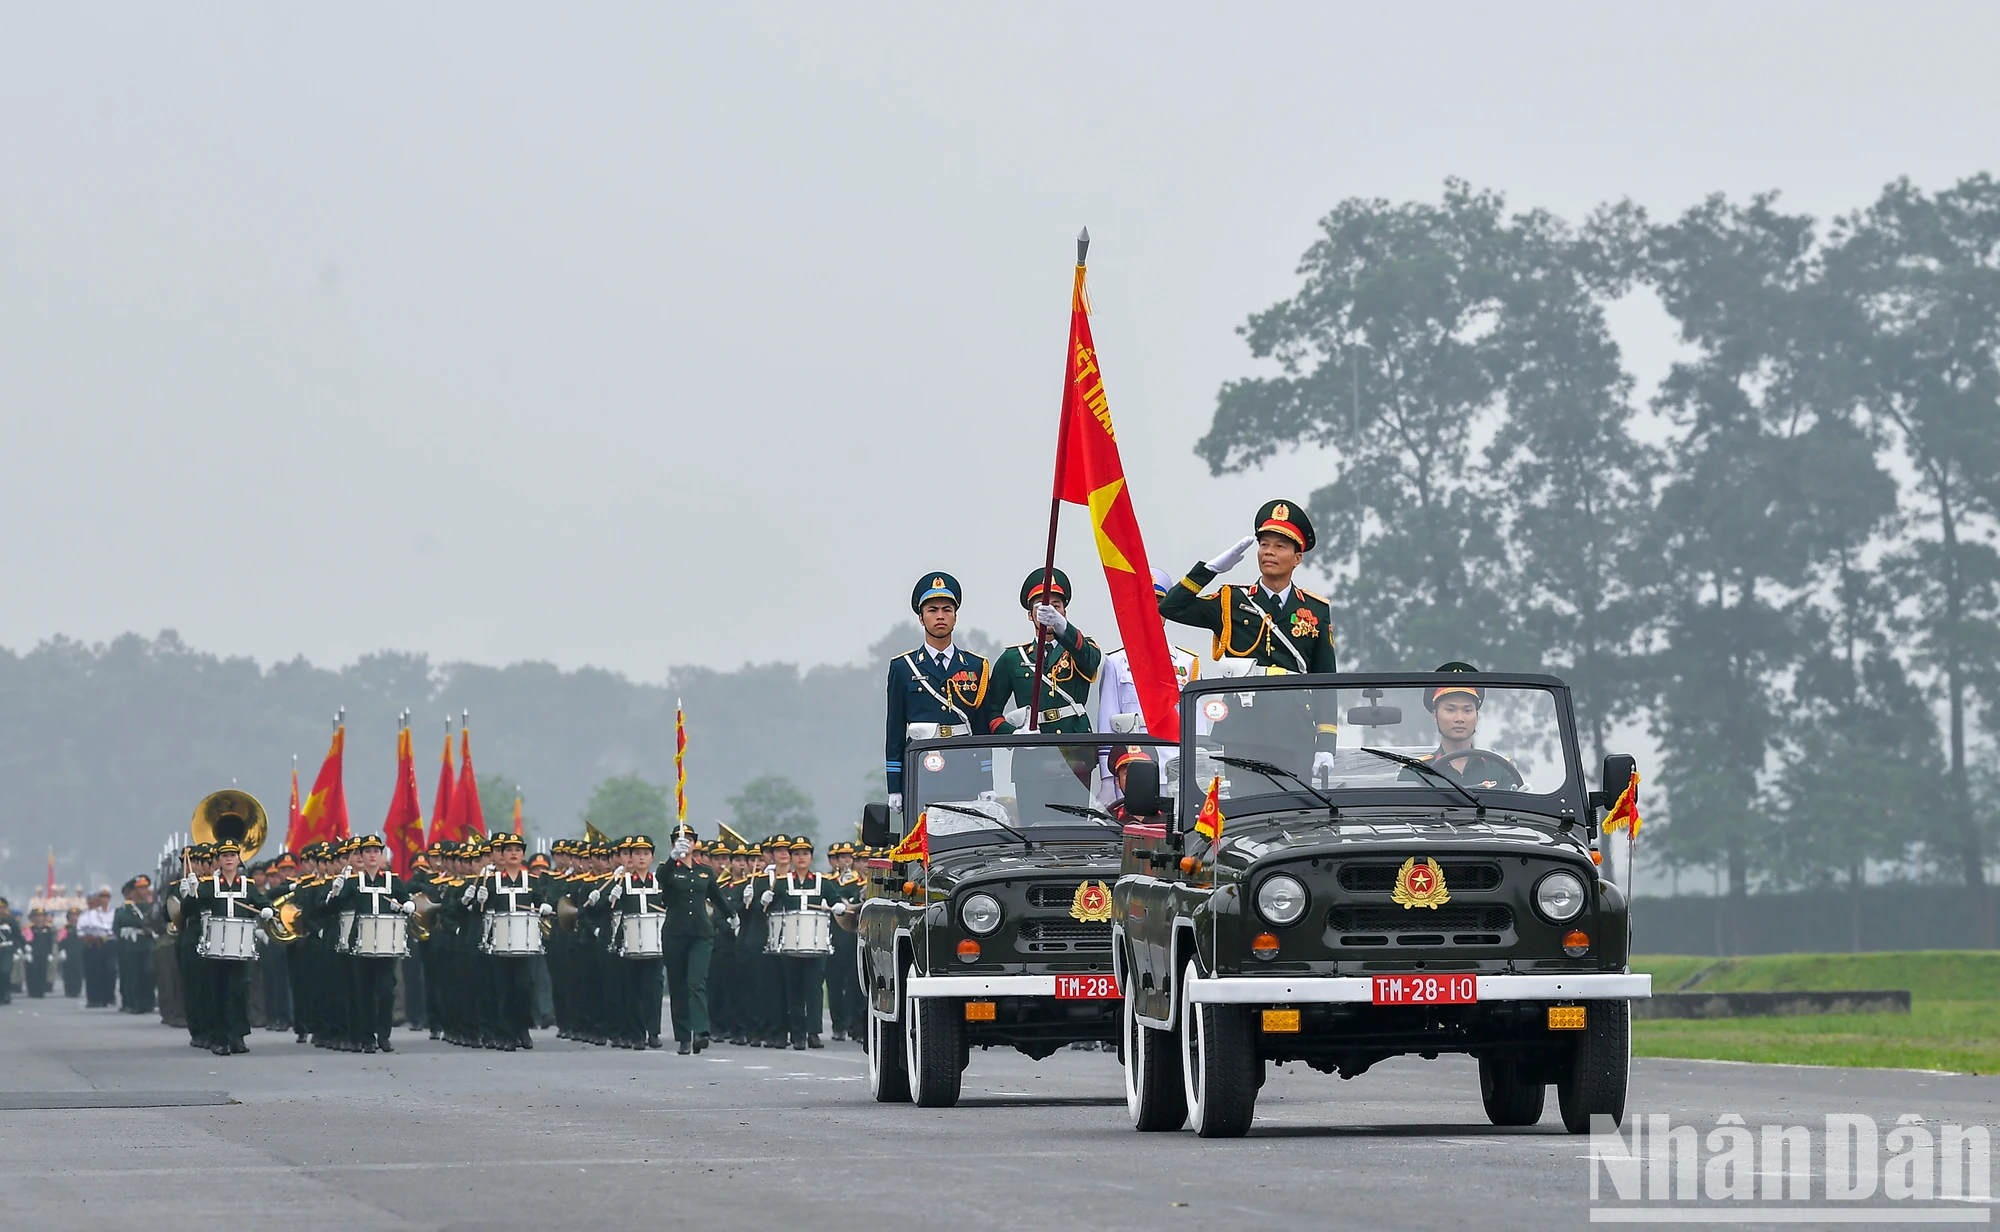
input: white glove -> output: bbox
[741,883,754,907]
[586,889,602,906]
[475,885,489,905]
[1033,603,1069,637]
[1206,534,1257,573]
[888,793,902,814]
[258,907,275,921]
[400,900,417,916]
[609,883,624,904]
[670,838,691,860]
[1003,706,1030,728]
[1313,750,1337,781]
[759,890,775,907]
[537,903,553,917]
[328,876,347,896]
[179,876,197,895]
[831,901,849,916]
[727,916,740,935]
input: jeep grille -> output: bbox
[1337,861,1503,893]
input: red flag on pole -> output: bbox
[284,760,304,853]
[447,726,486,839]
[512,791,524,836]
[1043,234,1181,741]
[427,723,455,844]
[298,726,350,846]
[383,725,426,877]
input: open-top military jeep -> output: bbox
[858,730,1174,1107]
[1113,670,1649,1137]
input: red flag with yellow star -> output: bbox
[1050,248,1180,742]
[383,726,425,877]
[297,726,350,846]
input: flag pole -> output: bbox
[1029,226,1090,733]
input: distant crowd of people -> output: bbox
[0,877,159,1010]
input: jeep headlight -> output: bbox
[1255,874,1308,927]
[960,892,1002,935]
[1535,871,1586,923]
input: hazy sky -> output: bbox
[4,3,1995,680]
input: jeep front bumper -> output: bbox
[1184,973,1651,1004]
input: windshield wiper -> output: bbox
[925,801,1037,848]
[1041,803,1124,830]
[1213,755,1338,814]
[1356,747,1485,812]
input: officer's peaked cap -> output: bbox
[1020,567,1073,610]
[1255,499,1316,552]
[911,573,963,612]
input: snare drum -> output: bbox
[348,913,409,959]
[765,910,833,956]
[481,911,544,956]
[618,913,666,958]
[335,910,359,954]
[197,915,259,962]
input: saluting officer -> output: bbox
[885,573,1000,815]
[1160,499,1340,780]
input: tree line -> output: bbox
[1201,175,2000,942]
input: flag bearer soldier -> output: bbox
[114,876,157,1014]
[323,835,416,1053]
[655,825,737,1054]
[179,838,275,1056]
[1160,499,1339,780]
[467,831,548,1051]
[885,573,1001,815]
[993,567,1105,812]
[824,842,865,1042]
[773,836,834,1051]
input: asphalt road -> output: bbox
[3,995,1996,1230]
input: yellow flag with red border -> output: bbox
[888,812,929,863]
[1601,772,1642,841]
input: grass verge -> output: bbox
[1629,952,2000,1073]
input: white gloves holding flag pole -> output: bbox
[1033,603,1068,638]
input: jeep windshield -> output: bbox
[1173,674,1582,819]
[909,734,1175,851]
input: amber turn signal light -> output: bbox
[1562,930,1590,956]
[1548,1005,1587,1031]
[902,880,919,895]
[1251,932,1280,960]
[1260,1008,1301,1033]
[965,1000,996,1022]
[1179,856,1198,874]
[956,938,981,962]
[1590,849,1603,865]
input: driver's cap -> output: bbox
[1426,661,1484,711]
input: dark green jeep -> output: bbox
[1113,670,1649,1137]
[858,730,1174,1108]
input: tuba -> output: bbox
[191,789,269,861]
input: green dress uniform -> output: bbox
[1159,500,1340,779]
[992,567,1104,735]
[824,861,865,1041]
[770,868,835,1049]
[322,863,412,1052]
[738,852,791,1047]
[181,867,272,1055]
[707,866,742,1043]
[600,863,667,1049]
[654,854,736,1052]
[0,912,18,1004]
[467,864,544,1051]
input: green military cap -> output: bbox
[788,835,814,851]
[489,831,524,850]
[213,838,242,855]
[827,841,854,856]
[627,834,655,851]
[910,572,963,612]
[1020,567,1073,610]
[1255,498,1315,552]
[1426,661,1484,711]
[354,834,386,851]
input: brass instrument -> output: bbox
[263,891,304,943]
[191,789,269,860]
[409,891,440,942]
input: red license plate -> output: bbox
[1054,974,1119,1000]
[1371,974,1477,1005]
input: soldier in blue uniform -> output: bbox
[885,572,1001,814]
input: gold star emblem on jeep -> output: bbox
[1069,880,1114,923]
[1391,856,1450,909]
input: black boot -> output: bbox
[378,1037,395,1053]
[807,1034,824,1049]
[694,1033,710,1054]
[649,1034,665,1050]
[517,1031,534,1050]
[674,1039,689,1055]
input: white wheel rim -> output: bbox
[904,1000,922,1096]
[1181,962,1205,1126]
[1122,990,1141,1116]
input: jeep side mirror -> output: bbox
[860,802,893,849]
[1123,760,1163,819]
[1594,754,1636,811]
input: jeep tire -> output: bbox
[1179,960,1257,1138]
[1557,999,1630,1134]
[1478,1054,1546,1126]
[1123,972,1186,1131]
[866,964,910,1104]
[906,995,964,1108]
